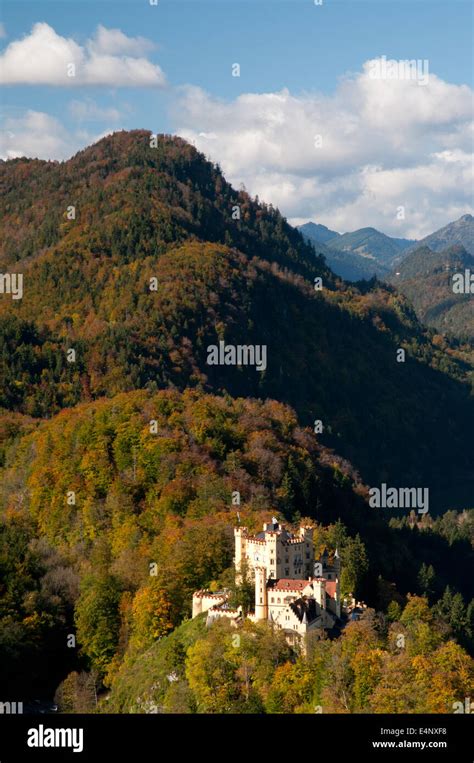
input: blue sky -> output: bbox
[1,0,473,236]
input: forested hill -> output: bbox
[0,130,326,280]
[0,130,473,509]
[1,130,473,710]
[1,390,473,701]
[390,244,474,340]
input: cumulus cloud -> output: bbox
[68,98,123,122]
[0,110,115,161]
[173,60,473,238]
[88,25,156,57]
[0,22,166,87]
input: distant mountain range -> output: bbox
[299,214,473,287]
[298,222,416,281]
[299,222,340,245]
[326,227,415,265]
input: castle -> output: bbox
[192,518,341,645]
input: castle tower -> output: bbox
[312,579,326,609]
[266,532,279,579]
[333,549,341,618]
[300,525,315,577]
[334,586,341,618]
[234,526,247,584]
[192,592,203,619]
[254,566,268,621]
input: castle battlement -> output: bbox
[193,590,227,599]
[208,605,240,614]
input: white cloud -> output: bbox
[173,60,473,238]
[88,25,155,57]
[0,110,115,161]
[1,52,471,238]
[0,111,71,160]
[0,22,166,87]
[69,98,124,122]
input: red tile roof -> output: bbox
[267,579,308,592]
[325,581,337,598]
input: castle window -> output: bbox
[306,553,310,559]
[271,597,274,603]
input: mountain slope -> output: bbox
[0,386,364,696]
[326,226,415,267]
[298,223,385,281]
[390,244,474,339]
[0,131,327,281]
[0,130,473,509]
[298,221,340,245]
[1,130,474,707]
[402,214,474,258]
[322,247,385,281]
[1,387,472,701]
[299,222,416,281]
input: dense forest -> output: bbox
[0,133,473,507]
[0,131,473,713]
[1,389,473,711]
[389,244,474,341]
[105,598,474,714]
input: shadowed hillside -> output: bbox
[1,130,473,508]
[390,244,474,340]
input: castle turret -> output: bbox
[192,592,203,619]
[299,525,314,541]
[234,526,247,584]
[333,549,341,618]
[334,548,341,576]
[312,579,326,609]
[254,566,268,621]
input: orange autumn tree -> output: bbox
[130,580,174,650]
